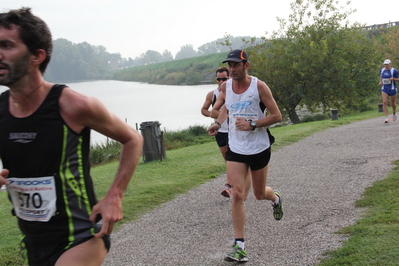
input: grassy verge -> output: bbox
[111,52,229,85]
[0,109,391,265]
[319,160,399,266]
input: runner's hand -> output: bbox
[0,169,9,186]
[235,118,251,131]
[207,124,219,136]
[89,194,123,237]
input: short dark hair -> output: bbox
[0,7,52,73]
[215,66,229,77]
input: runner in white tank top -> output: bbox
[201,67,250,198]
[207,49,284,262]
[225,76,270,155]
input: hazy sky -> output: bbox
[1,0,398,59]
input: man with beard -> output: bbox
[0,7,143,266]
[201,66,251,199]
[207,49,283,262]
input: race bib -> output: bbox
[383,78,391,85]
[7,176,57,222]
[232,113,259,132]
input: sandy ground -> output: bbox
[102,116,398,265]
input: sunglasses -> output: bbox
[216,77,228,81]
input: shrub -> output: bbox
[163,125,213,150]
[90,140,122,166]
[90,125,214,165]
[301,113,328,123]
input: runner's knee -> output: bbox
[232,188,246,202]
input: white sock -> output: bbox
[236,241,245,250]
[272,195,280,206]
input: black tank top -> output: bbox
[0,85,97,243]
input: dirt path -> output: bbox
[103,117,398,265]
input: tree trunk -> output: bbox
[287,106,301,124]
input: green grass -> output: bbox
[0,108,392,266]
[319,161,399,266]
[91,141,226,223]
[111,52,229,85]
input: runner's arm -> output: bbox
[207,106,227,136]
[208,86,227,136]
[255,81,282,128]
[210,83,226,119]
[59,88,143,237]
[201,91,214,117]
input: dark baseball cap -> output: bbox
[222,49,248,63]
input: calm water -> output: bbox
[1,80,217,144]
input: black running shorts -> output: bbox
[226,147,271,171]
[21,234,111,266]
[215,132,228,147]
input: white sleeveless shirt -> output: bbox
[213,88,228,133]
[225,76,270,155]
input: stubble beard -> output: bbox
[0,52,31,86]
[231,65,246,81]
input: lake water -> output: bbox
[0,80,217,144]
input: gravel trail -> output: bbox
[103,117,398,265]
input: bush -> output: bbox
[163,125,213,150]
[90,140,122,166]
[313,113,329,121]
[301,113,329,123]
[90,125,214,165]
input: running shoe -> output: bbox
[385,118,390,123]
[272,190,284,221]
[393,114,397,122]
[221,184,231,198]
[224,244,249,262]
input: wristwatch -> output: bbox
[250,120,256,130]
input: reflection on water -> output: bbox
[1,80,217,144]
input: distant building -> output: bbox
[365,21,399,30]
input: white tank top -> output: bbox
[213,88,228,133]
[225,76,270,155]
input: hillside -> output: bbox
[110,52,229,85]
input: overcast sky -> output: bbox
[1,0,398,59]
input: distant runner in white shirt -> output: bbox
[379,59,399,123]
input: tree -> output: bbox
[108,53,122,70]
[45,39,114,82]
[45,38,88,82]
[247,0,380,123]
[217,35,264,53]
[175,44,197,60]
[377,26,399,63]
[144,50,164,64]
[162,50,174,62]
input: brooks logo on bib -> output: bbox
[7,176,57,222]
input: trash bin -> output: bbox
[331,109,338,120]
[378,103,383,113]
[139,121,165,163]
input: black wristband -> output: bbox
[214,121,221,127]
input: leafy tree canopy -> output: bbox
[175,44,198,60]
[45,38,119,82]
[246,0,381,123]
